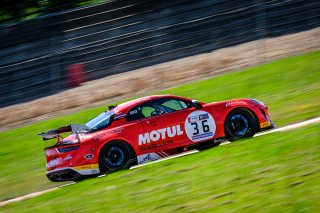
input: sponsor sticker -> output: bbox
[72,164,100,175]
[137,153,162,164]
[74,164,99,170]
[114,128,124,134]
[138,125,183,145]
[85,154,94,160]
[93,128,124,140]
[260,121,271,128]
[185,110,216,142]
[91,169,99,174]
[130,110,138,115]
[64,154,72,161]
[47,158,59,167]
[226,100,246,107]
[187,113,209,123]
[138,140,173,151]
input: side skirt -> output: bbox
[137,138,226,164]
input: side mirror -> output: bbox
[192,100,202,109]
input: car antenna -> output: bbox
[108,105,117,110]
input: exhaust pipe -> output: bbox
[53,173,62,181]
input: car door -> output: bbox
[139,98,194,151]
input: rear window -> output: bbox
[85,111,115,131]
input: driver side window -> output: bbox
[126,98,192,122]
[126,104,158,122]
[141,105,157,118]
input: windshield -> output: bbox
[85,111,115,131]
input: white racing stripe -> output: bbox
[1,117,319,207]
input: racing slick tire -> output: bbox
[224,108,258,141]
[99,141,136,173]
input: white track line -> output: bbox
[220,141,231,146]
[0,188,58,207]
[219,117,320,146]
[1,117,319,207]
[0,182,76,207]
[255,117,320,137]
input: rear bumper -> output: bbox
[47,168,82,182]
[47,164,100,182]
[45,143,100,182]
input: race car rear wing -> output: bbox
[38,124,89,141]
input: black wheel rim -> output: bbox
[105,146,126,168]
[230,114,249,136]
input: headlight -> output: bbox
[249,99,265,106]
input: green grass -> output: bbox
[0,50,319,202]
[1,124,319,212]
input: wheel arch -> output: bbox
[223,107,260,137]
[97,139,137,172]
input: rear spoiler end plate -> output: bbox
[38,124,89,141]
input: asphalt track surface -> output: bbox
[1,117,319,207]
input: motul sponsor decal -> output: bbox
[138,125,183,145]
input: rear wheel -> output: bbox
[225,108,258,141]
[99,141,136,173]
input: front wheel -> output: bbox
[224,108,258,141]
[99,141,136,173]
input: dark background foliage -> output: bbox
[0,0,104,24]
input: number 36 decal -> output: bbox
[191,120,210,135]
[185,110,216,142]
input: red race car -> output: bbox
[40,95,274,181]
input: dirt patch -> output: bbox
[1,28,319,131]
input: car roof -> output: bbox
[113,94,191,113]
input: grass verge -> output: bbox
[0,50,319,201]
[1,124,319,212]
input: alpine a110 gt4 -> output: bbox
[39,95,274,181]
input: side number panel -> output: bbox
[184,110,216,142]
